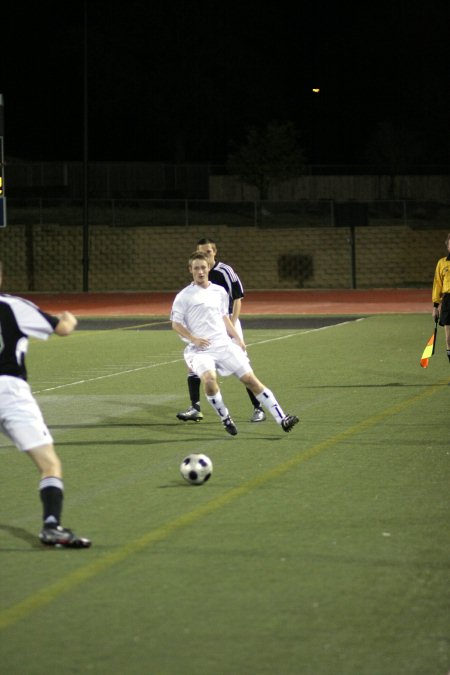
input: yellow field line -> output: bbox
[0,375,447,631]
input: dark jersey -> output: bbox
[0,295,58,380]
[209,262,244,315]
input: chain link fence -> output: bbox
[1,198,448,292]
[5,197,450,229]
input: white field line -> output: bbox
[247,318,363,346]
[32,359,183,394]
[32,320,360,395]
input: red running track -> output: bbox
[20,288,431,316]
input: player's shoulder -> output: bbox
[0,293,37,310]
[215,261,236,274]
[0,292,16,304]
[208,281,227,294]
[176,282,196,295]
[215,261,242,281]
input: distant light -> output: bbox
[312,88,320,93]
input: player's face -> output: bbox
[190,259,210,286]
[197,243,216,266]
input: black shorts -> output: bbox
[439,294,450,325]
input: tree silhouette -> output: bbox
[227,121,307,200]
[365,121,424,196]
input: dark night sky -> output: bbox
[2,0,450,165]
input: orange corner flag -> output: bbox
[420,321,438,368]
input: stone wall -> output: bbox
[1,223,447,292]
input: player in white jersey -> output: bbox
[171,251,299,436]
[0,262,91,548]
[176,237,266,423]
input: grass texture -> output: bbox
[0,314,449,675]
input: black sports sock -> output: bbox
[246,387,261,409]
[187,373,201,409]
[40,477,64,526]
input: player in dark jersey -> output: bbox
[0,262,91,548]
[176,237,266,423]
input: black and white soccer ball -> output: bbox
[180,453,213,485]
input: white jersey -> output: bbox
[171,282,231,348]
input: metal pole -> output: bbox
[350,225,357,289]
[82,0,89,291]
[0,94,6,228]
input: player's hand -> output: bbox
[432,307,440,322]
[237,338,246,351]
[55,311,78,336]
[193,336,210,349]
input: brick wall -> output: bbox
[0,223,447,292]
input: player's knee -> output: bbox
[241,373,264,394]
[201,370,218,393]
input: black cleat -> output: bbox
[281,414,299,433]
[176,406,204,422]
[223,416,238,436]
[39,525,92,548]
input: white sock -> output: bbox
[256,388,285,423]
[206,391,230,420]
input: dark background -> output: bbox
[2,0,450,165]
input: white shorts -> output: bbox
[184,341,252,379]
[0,376,54,451]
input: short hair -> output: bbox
[197,237,216,248]
[189,250,209,266]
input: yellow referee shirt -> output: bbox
[432,255,450,304]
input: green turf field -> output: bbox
[1,314,449,675]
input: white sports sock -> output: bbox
[256,388,285,423]
[206,391,229,420]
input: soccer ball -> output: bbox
[180,453,213,485]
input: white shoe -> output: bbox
[250,408,266,422]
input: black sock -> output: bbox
[40,477,64,526]
[246,387,261,409]
[187,374,201,410]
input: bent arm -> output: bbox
[223,315,245,350]
[432,261,443,305]
[54,311,78,336]
[172,321,210,349]
[432,261,443,319]
[230,298,242,325]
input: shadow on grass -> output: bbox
[0,523,42,549]
[56,434,283,446]
[304,382,450,388]
[55,437,223,446]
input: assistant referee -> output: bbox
[432,233,450,363]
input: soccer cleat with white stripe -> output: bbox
[223,416,238,436]
[39,525,92,548]
[176,406,204,422]
[281,414,299,433]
